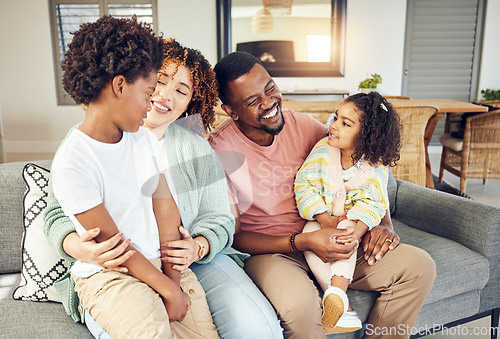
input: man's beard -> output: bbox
[261,115,285,135]
[257,105,285,135]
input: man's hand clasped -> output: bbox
[304,218,399,266]
[302,227,358,263]
[362,224,400,265]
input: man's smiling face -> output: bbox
[224,64,285,137]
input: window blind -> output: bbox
[403,0,481,102]
[49,0,156,105]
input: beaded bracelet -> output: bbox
[289,232,300,254]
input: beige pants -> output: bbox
[244,244,436,339]
[73,259,218,339]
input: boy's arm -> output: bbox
[152,174,182,284]
[74,204,181,298]
[152,173,190,322]
[314,212,344,229]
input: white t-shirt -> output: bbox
[52,127,167,277]
[158,137,177,202]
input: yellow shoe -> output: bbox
[328,310,362,334]
[322,286,348,333]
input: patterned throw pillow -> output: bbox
[13,163,68,302]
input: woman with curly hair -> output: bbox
[294,91,401,334]
[46,37,282,338]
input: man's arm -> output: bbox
[233,228,357,263]
[230,200,357,263]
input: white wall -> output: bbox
[0,0,498,153]
[0,0,218,153]
[0,0,84,152]
[477,0,500,99]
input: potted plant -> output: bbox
[358,73,382,93]
[480,89,500,101]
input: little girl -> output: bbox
[294,92,401,334]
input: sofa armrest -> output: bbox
[392,179,500,260]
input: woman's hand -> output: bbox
[161,226,198,271]
[63,228,135,273]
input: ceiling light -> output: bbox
[252,8,273,34]
[263,0,294,15]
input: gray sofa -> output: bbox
[1,159,499,338]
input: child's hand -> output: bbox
[315,212,346,229]
[320,215,339,228]
[336,223,368,244]
[163,288,191,322]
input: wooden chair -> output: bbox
[391,106,438,187]
[438,109,500,194]
[384,95,412,100]
[477,100,500,108]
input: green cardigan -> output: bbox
[43,123,248,322]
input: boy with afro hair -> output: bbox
[50,15,217,338]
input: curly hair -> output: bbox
[213,51,262,105]
[343,92,402,167]
[62,15,164,105]
[159,39,218,132]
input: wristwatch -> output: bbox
[194,238,206,261]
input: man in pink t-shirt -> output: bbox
[208,52,436,339]
[210,107,325,236]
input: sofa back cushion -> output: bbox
[0,160,52,274]
[387,169,397,215]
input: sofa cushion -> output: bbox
[393,220,489,304]
[0,273,92,338]
[342,219,489,334]
[387,170,397,215]
[13,163,68,302]
[416,290,480,330]
[0,160,51,274]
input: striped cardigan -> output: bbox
[294,137,389,229]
